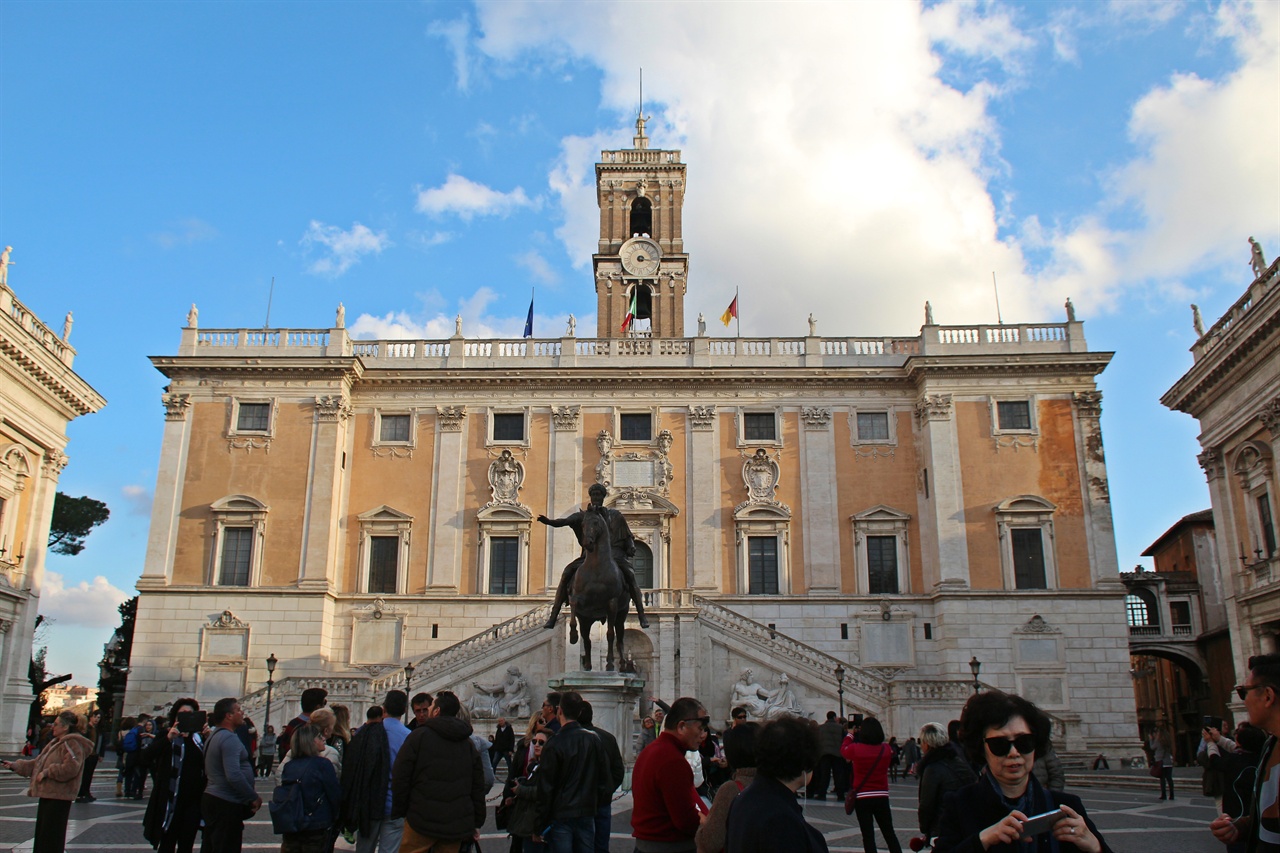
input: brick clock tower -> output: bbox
[593,115,688,339]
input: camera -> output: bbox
[176,710,207,734]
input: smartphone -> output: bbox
[1204,716,1224,731]
[176,710,207,733]
[852,713,864,726]
[1020,808,1065,837]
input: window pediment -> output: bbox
[994,495,1056,515]
[853,505,912,524]
[211,494,268,513]
[357,505,413,523]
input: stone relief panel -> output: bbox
[595,429,675,500]
[739,448,782,509]
[436,406,466,432]
[914,393,953,423]
[551,405,580,431]
[689,405,717,431]
[487,449,525,507]
[462,665,534,719]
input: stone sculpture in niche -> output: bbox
[729,668,769,717]
[760,673,806,720]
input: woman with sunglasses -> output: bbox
[499,730,550,853]
[933,691,1111,853]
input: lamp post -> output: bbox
[403,661,416,720]
[264,653,278,732]
[969,656,982,694]
[834,664,846,720]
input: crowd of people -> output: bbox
[24,655,1280,853]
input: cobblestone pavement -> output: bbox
[0,765,1221,852]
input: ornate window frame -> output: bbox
[733,504,791,594]
[357,506,413,595]
[608,493,679,590]
[614,407,658,445]
[477,504,532,595]
[994,495,1057,590]
[1234,441,1276,559]
[487,407,531,448]
[0,445,31,567]
[852,505,911,594]
[735,407,783,448]
[209,495,268,587]
[373,409,418,450]
[990,395,1038,436]
[850,408,897,447]
[227,398,277,437]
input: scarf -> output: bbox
[162,733,203,832]
[983,770,1061,853]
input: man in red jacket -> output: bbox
[630,696,708,853]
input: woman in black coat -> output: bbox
[141,698,208,853]
[933,691,1111,853]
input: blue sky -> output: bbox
[2,0,1276,687]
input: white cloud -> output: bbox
[460,0,1276,333]
[38,572,129,629]
[415,174,536,221]
[300,220,391,276]
[429,17,474,93]
[150,217,217,249]
[121,484,152,516]
[515,249,559,285]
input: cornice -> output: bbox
[150,355,364,382]
[1162,298,1280,416]
[0,333,105,418]
[904,352,1112,381]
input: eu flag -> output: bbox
[523,297,534,338]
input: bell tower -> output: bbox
[593,114,688,339]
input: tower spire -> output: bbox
[633,67,649,150]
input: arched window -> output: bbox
[629,284,653,321]
[633,541,654,589]
[1126,589,1158,628]
[629,197,652,237]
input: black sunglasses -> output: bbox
[984,734,1036,757]
[1236,683,1269,701]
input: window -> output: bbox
[743,412,777,442]
[996,400,1032,431]
[219,527,253,586]
[867,536,899,594]
[1260,494,1277,556]
[1125,594,1150,627]
[633,541,654,588]
[489,536,520,595]
[368,536,400,594]
[748,536,779,594]
[620,413,652,442]
[492,413,525,442]
[629,197,652,237]
[857,412,890,442]
[236,403,271,432]
[1169,600,1192,628]
[379,415,411,443]
[1011,528,1047,589]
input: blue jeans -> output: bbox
[355,817,404,853]
[593,802,611,853]
[546,816,595,853]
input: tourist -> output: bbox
[730,707,748,728]
[75,710,101,803]
[200,698,261,853]
[391,691,486,853]
[141,698,207,853]
[542,692,562,734]
[2,709,94,853]
[1146,723,1174,800]
[842,716,902,853]
[500,727,549,853]
[280,687,328,760]
[276,724,341,853]
[1031,738,1066,792]
[1211,654,1280,850]
[533,691,612,852]
[899,736,921,778]
[258,725,277,777]
[933,690,1109,853]
[724,715,828,853]
[456,704,496,794]
[915,722,975,844]
[301,707,342,774]
[631,696,709,853]
[1205,721,1263,853]
[491,716,515,775]
[407,693,433,731]
[340,690,409,852]
[808,711,845,800]
[887,735,901,783]
[330,704,352,757]
[579,701,625,853]
[696,721,759,853]
[115,715,136,797]
[122,715,148,798]
[638,715,657,752]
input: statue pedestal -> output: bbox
[549,671,646,766]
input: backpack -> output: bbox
[122,727,141,753]
[269,771,327,835]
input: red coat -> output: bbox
[631,731,701,842]
[842,739,891,799]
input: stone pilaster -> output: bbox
[1072,391,1121,584]
[297,394,352,591]
[546,406,581,594]
[427,406,467,590]
[799,407,839,592]
[686,406,720,590]
[914,393,969,587]
[139,393,194,587]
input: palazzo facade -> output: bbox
[126,120,1135,758]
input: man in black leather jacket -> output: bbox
[535,691,612,851]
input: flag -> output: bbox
[720,295,738,326]
[523,296,534,338]
[620,288,638,333]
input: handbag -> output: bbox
[845,744,888,815]
[1148,760,1163,779]
[507,780,540,838]
[269,765,326,835]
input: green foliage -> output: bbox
[47,492,110,556]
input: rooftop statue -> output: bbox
[1251,237,1269,279]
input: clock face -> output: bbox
[620,238,661,277]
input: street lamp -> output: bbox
[403,661,416,716]
[969,656,982,694]
[834,664,846,720]
[264,653,278,732]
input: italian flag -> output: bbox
[620,288,638,333]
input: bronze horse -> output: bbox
[568,504,629,671]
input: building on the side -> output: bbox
[1163,248,1280,703]
[1122,509,1234,762]
[126,118,1136,760]
[0,261,106,751]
